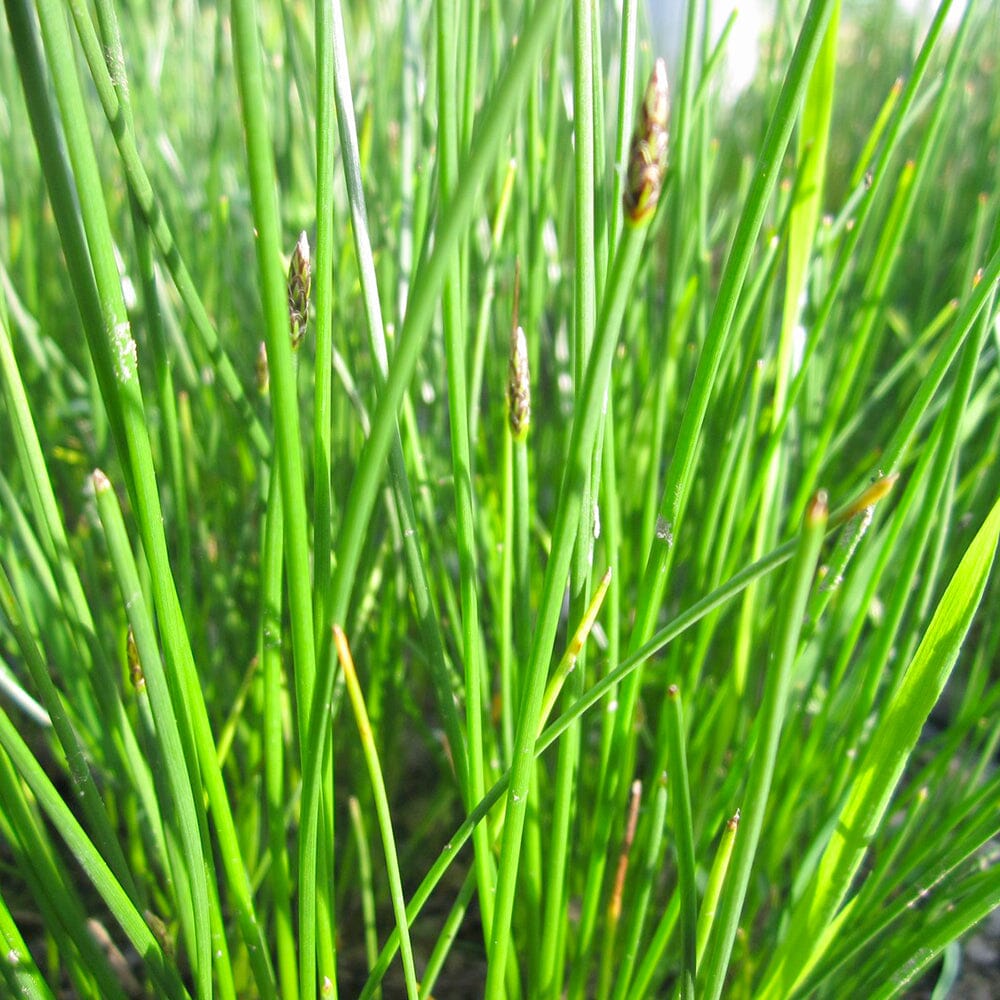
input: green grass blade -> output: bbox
[758,493,1000,998]
[698,492,829,1000]
[664,685,697,999]
[334,627,419,1000]
[0,706,191,999]
[0,885,54,1000]
[298,7,564,993]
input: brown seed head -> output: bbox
[624,59,670,226]
[506,325,531,441]
[287,230,311,349]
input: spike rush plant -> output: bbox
[0,2,999,999]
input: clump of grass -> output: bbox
[0,1,998,999]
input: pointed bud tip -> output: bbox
[295,230,310,259]
[807,489,829,524]
[647,58,670,128]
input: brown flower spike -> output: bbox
[505,260,530,441]
[506,325,531,441]
[623,59,670,226]
[287,230,311,350]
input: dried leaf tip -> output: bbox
[287,231,311,350]
[507,325,531,441]
[836,472,899,525]
[624,58,670,226]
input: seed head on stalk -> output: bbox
[505,261,531,441]
[287,230,311,350]
[623,58,670,226]
[507,325,531,441]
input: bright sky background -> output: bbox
[645,0,970,101]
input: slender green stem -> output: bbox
[327,0,467,787]
[3,4,994,997]
[695,811,739,968]
[630,0,836,672]
[92,471,216,989]
[789,0,966,520]
[334,627,419,999]
[65,0,271,458]
[487,218,651,996]
[299,10,564,994]
[436,0,495,949]
[419,866,479,999]
[228,5,320,995]
[761,492,1000,997]
[0,752,123,999]
[260,460,297,1000]
[356,476,887,993]
[0,886,53,1000]
[312,0,336,663]
[0,319,141,891]
[0,705,191,1000]
[539,1,598,991]
[23,0,272,990]
[699,492,828,1000]
[607,777,668,1000]
[348,797,382,1000]
[665,686,697,1000]
[625,896,680,1000]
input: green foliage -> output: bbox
[0,1,998,998]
